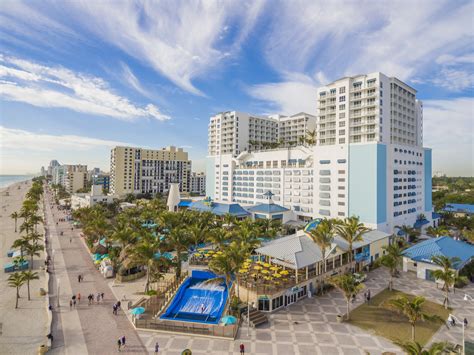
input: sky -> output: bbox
[0,0,473,176]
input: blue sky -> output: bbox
[0,0,473,176]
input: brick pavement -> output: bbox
[45,191,146,354]
[137,269,474,355]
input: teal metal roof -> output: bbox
[247,203,289,214]
[402,236,474,269]
[189,201,250,217]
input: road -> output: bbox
[44,189,146,354]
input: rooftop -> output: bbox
[442,203,474,214]
[402,236,474,269]
[188,201,250,217]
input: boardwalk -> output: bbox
[44,189,146,354]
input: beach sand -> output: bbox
[0,180,49,354]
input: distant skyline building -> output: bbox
[52,164,88,193]
[110,146,191,197]
[206,72,433,234]
[190,172,206,195]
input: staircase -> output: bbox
[248,308,268,327]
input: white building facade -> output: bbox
[190,172,206,195]
[206,73,433,234]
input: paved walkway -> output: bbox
[44,190,146,354]
[138,269,474,355]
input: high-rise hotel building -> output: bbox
[110,146,191,197]
[206,72,433,233]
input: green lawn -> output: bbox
[348,289,450,346]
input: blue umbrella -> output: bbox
[130,307,145,315]
[220,315,237,325]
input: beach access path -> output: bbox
[44,187,146,355]
[0,180,49,354]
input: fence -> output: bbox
[134,317,239,339]
[142,272,188,317]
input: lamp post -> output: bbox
[449,314,466,355]
[247,300,254,337]
[56,279,60,308]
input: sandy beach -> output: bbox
[0,180,49,354]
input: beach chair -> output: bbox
[17,261,29,271]
[3,262,15,273]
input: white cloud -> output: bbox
[0,126,130,152]
[2,1,265,95]
[0,55,170,121]
[423,97,474,176]
[0,126,132,174]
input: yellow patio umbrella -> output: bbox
[212,253,219,258]
[216,251,223,255]
[261,269,269,274]
[270,266,279,271]
[197,248,205,252]
[264,276,271,281]
[280,270,289,275]
[253,265,262,270]
[273,273,282,278]
[238,269,248,274]
[256,260,264,265]
[263,263,271,267]
[246,258,253,262]
[207,250,215,254]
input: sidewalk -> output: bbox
[45,189,146,354]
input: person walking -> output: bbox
[240,343,245,354]
[73,299,76,308]
[117,300,121,309]
[69,236,72,243]
[367,289,371,304]
[78,275,81,283]
[69,300,73,310]
[77,293,81,303]
[101,292,104,300]
[154,342,159,353]
[113,304,117,315]
[117,338,122,352]
[121,336,126,348]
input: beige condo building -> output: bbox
[110,146,191,197]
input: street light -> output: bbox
[56,279,60,308]
[247,300,254,337]
[449,314,466,355]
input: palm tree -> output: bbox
[10,211,19,232]
[24,242,43,270]
[431,255,468,309]
[166,227,191,278]
[130,234,162,293]
[308,219,337,293]
[394,340,453,355]
[388,296,441,341]
[208,253,235,291]
[28,231,43,246]
[235,219,260,253]
[378,243,404,291]
[8,272,26,309]
[395,225,420,243]
[305,129,317,146]
[425,226,449,238]
[11,236,30,258]
[21,271,39,300]
[29,214,43,232]
[328,274,364,320]
[335,216,370,267]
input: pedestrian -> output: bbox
[367,289,371,304]
[363,291,367,303]
[113,304,117,315]
[69,300,73,309]
[73,299,76,308]
[121,335,126,348]
[77,293,81,303]
[78,275,81,283]
[88,294,92,305]
[69,236,72,243]
[117,338,122,352]
[117,300,121,309]
[48,304,52,311]
[101,292,105,300]
[91,294,95,303]
[97,293,101,303]
[240,343,245,354]
[464,318,468,327]
[47,333,53,344]
[154,342,159,353]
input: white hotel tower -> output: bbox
[206,73,433,234]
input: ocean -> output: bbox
[0,175,36,188]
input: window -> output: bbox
[339,87,345,94]
[339,138,345,144]
[339,113,346,119]
[339,129,345,135]
[339,104,345,110]
[339,96,346,102]
[339,121,345,127]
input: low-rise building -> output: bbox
[71,185,114,210]
[402,236,474,281]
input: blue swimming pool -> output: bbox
[160,270,229,324]
[304,218,322,233]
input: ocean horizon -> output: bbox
[0,175,36,188]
